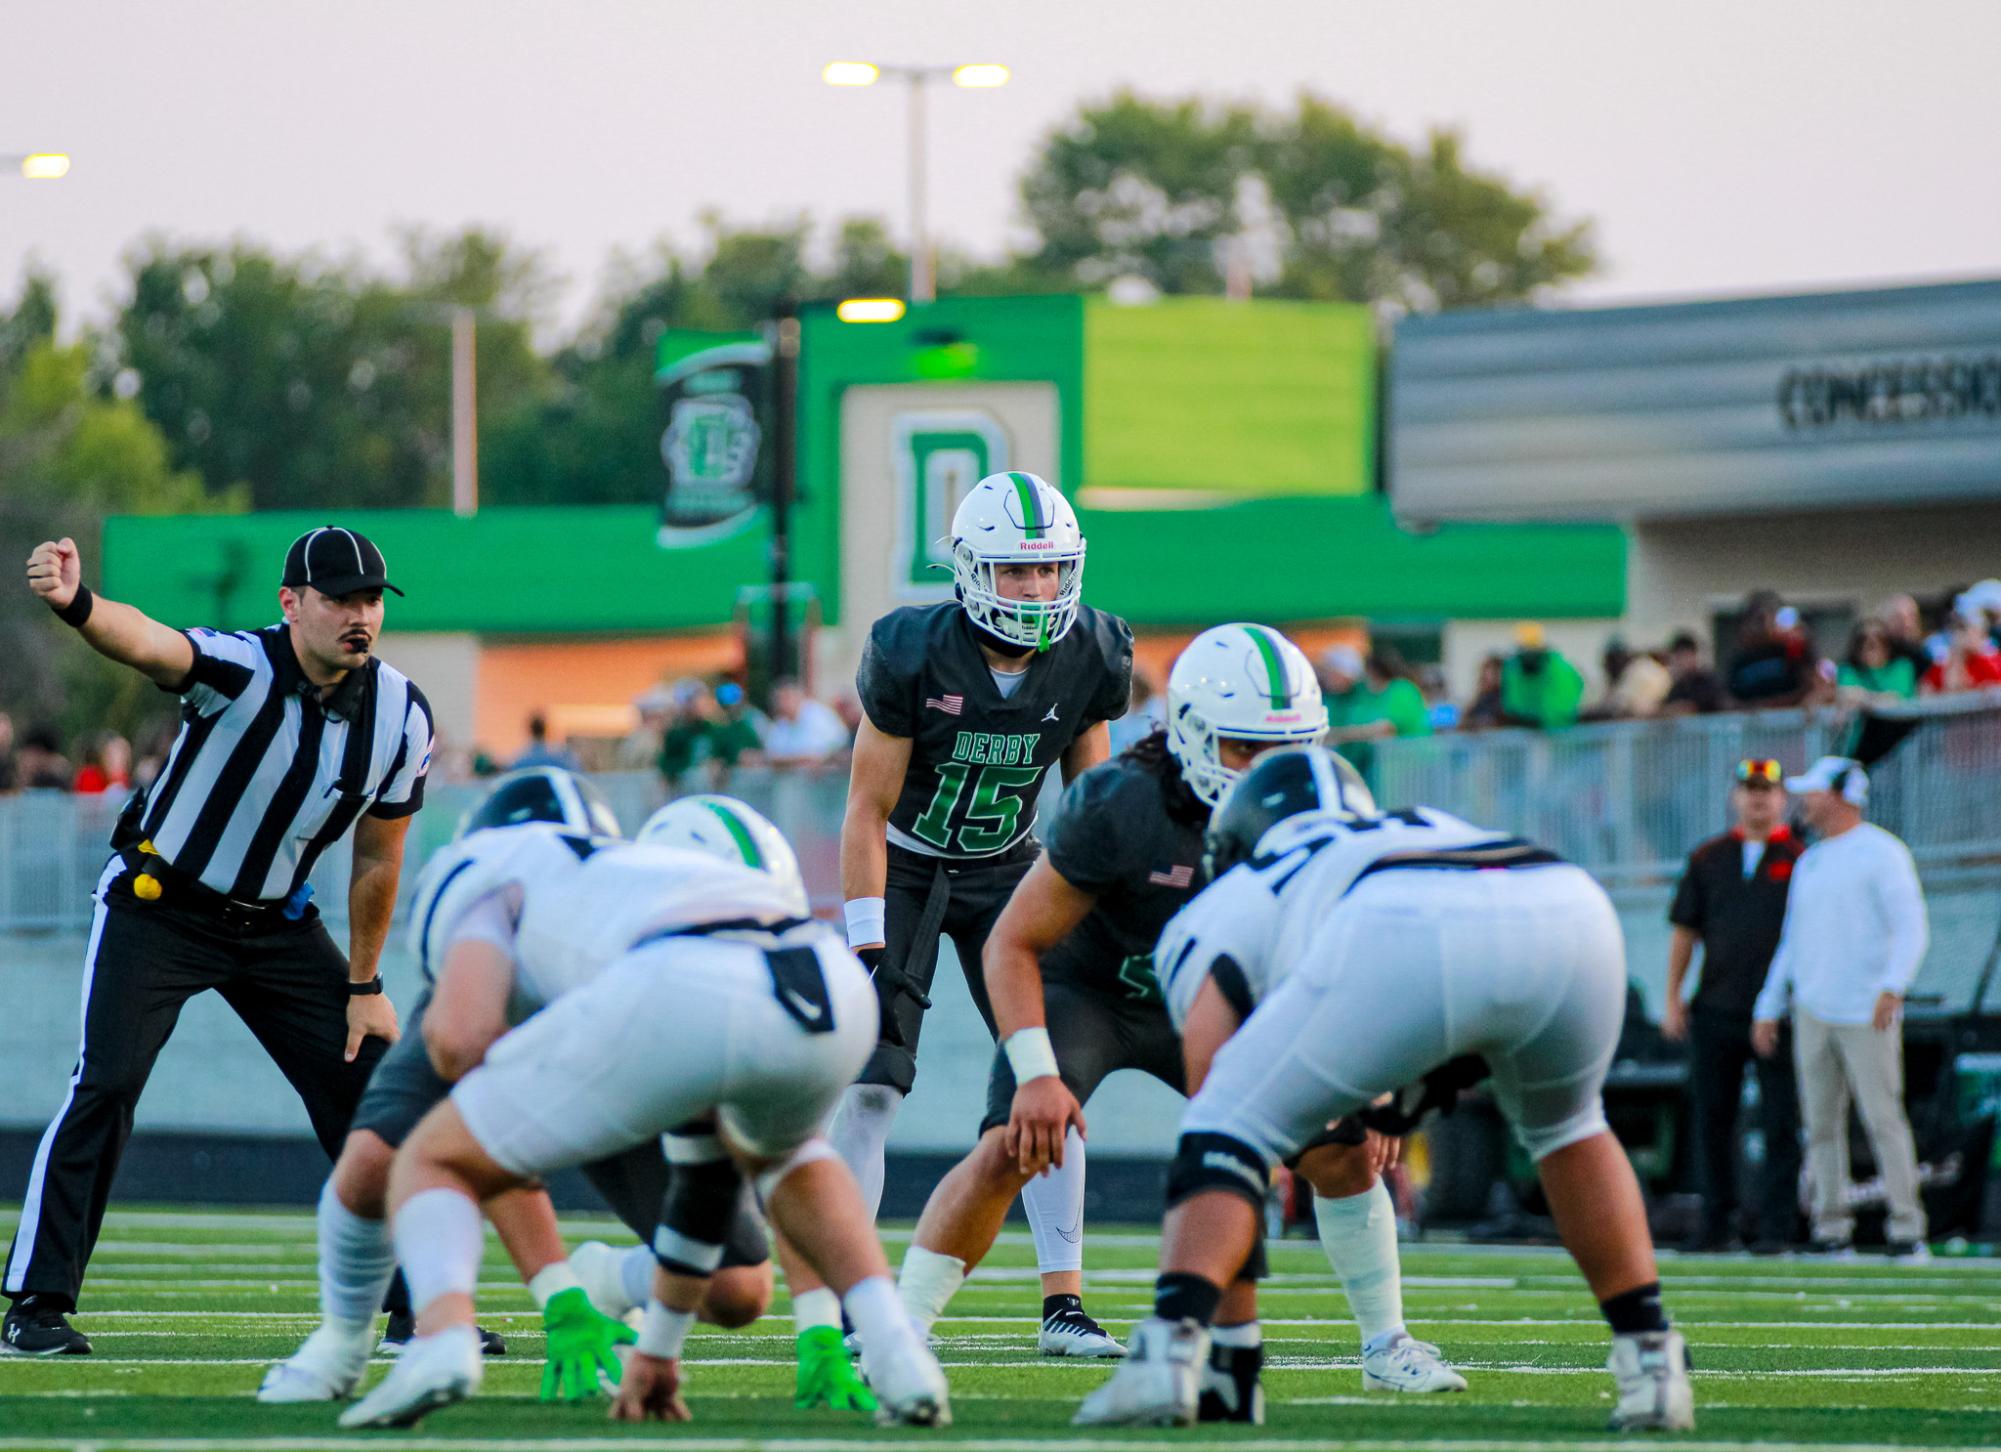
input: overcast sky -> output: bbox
[6,0,1998,335]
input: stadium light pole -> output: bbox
[821,62,1009,304]
[5,152,71,180]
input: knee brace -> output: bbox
[752,1136,838,1203]
[654,1156,745,1278]
[1166,1131,1271,1214]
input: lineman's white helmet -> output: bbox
[947,471,1086,652]
[1166,623,1329,806]
[637,795,809,916]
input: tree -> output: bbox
[1016,91,1597,311]
[0,276,231,749]
[113,230,558,513]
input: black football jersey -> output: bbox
[857,602,1133,860]
[1039,751,1208,1003]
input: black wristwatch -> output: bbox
[347,977,385,997]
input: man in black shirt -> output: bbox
[1665,759,1804,1252]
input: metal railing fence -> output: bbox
[5,696,1997,1014]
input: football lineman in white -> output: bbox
[1075,747,1692,1433]
[327,801,946,1427]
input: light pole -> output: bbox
[822,62,1008,304]
[4,153,71,180]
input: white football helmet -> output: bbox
[947,471,1086,652]
[636,795,809,917]
[1166,623,1329,806]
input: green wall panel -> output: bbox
[1083,297,1375,495]
[101,506,767,635]
[1078,494,1624,625]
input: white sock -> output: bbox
[792,1286,841,1335]
[827,1084,904,1219]
[392,1188,484,1315]
[1314,1180,1405,1351]
[617,1245,655,1316]
[1021,1130,1086,1275]
[844,1273,914,1349]
[896,1245,968,1338]
[1212,1320,1262,1349]
[316,1179,396,1332]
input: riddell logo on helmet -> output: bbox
[1016,538,1058,551]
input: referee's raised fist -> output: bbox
[27,537,81,608]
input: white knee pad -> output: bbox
[754,1136,839,1203]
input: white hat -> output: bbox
[1785,755,1868,807]
[1954,579,2001,620]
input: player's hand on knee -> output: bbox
[1006,1077,1085,1177]
[609,1352,691,1422]
[1369,1130,1402,1175]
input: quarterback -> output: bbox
[829,470,1135,1354]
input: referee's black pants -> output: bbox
[4,859,387,1308]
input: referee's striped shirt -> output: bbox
[114,623,434,903]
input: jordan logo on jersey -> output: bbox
[1043,703,1060,722]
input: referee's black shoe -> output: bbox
[379,1311,506,1357]
[2,1295,92,1355]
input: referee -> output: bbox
[5,528,432,1356]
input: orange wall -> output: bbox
[477,634,739,755]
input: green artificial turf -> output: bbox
[1,1204,1996,1449]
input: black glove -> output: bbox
[859,946,932,1049]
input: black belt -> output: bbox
[117,846,292,925]
[1345,838,1564,896]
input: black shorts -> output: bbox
[860,838,1038,1094]
[351,992,767,1269]
[980,972,1184,1134]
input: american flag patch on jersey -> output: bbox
[925,694,965,715]
[1148,864,1195,888]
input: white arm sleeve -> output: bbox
[1874,840,1929,997]
[1751,889,1799,1022]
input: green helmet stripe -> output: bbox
[703,800,763,869]
[1008,472,1045,540]
[1245,626,1291,710]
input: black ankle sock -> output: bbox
[1600,1281,1669,1335]
[1043,1293,1083,1320]
[1154,1272,1222,1328]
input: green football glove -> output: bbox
[793,1325,878,1413]
[540,1286,637,1403]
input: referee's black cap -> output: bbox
[281,526,404,598]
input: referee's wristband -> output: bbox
[636,1298,694,1360]
[347,977,384,997]
[844,896,886,948]
[50,585,94,629]
[1004,1026,1060,1084]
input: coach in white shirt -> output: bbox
[1751,757,1929,1258]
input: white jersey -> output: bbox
[1156,805,1545,1029]
[407,825,808,1018]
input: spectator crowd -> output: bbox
[9,581,1999,803]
